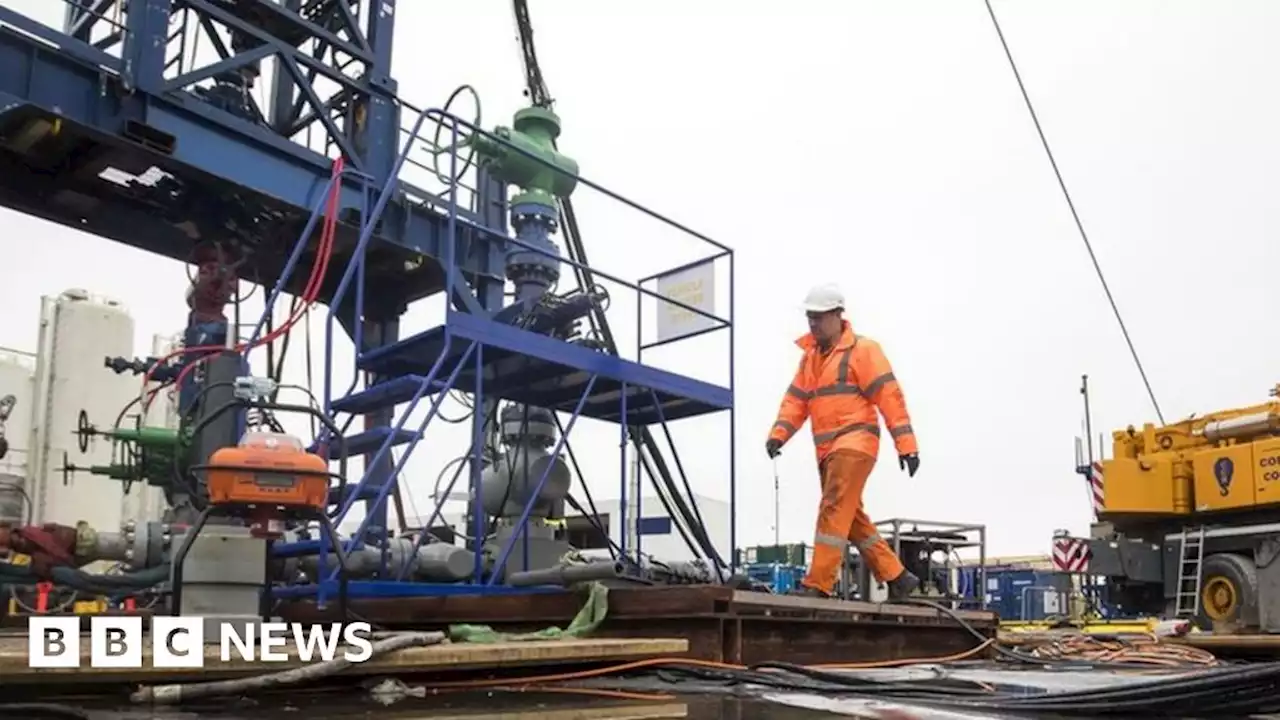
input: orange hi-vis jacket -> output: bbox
[769,321,917,463]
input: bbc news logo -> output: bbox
[28,617,374,668]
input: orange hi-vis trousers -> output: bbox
[802,449,906,595]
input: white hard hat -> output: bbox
[802,283,845,313]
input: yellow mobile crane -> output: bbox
[1078,379,1280,632]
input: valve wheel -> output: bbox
[1202,576,1239,622]
[431,83,482,187]
[59,451,76,486]
[75,409,94,453]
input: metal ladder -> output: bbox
[1174,525,1207,617]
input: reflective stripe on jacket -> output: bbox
[769,321,917,462]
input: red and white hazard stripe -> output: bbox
[1052,537,1090,573]
[1088,461,1105,516]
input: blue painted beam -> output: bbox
[0,5,505,308]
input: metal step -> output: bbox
[308,426,418,459]
[330,375,445,414]
[327,481,382,508]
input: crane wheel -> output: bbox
[1197,553,1258,630]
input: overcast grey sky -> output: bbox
[1,0,1278,557]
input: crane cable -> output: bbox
[507,1,714,569]
[984,0,1165,425]
[507,0,728,575]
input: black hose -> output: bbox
[626,658,1280,715]
[747,661,993,696]
[0,562,168,595]
[900,597,1160,669]
[0,703,91,719]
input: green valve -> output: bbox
[472,106,579,211]
[100,426,182,449]
[86,464,140,481]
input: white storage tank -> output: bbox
[0,347,36,525]
[28,290,137,530]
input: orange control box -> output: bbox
[205,432,330,510]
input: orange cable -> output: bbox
[494,686,677,702]
[419,631,1220,695]
[142,156,346,412]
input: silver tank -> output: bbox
[479,404,570,518]
[480,445,571,518]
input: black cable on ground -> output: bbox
[735,662,995,697]
[629,657,1280,716]
[0,703,91,719]
[984,0,1164,424]
[900,597,1176,670]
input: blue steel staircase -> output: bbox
[264,106,735,599]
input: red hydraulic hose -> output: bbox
[141,156,346,409]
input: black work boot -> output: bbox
[789,584,831,599]
[886,571,920,602]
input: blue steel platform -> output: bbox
[348,311,733,425]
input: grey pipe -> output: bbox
[1198,411,1280,442]
[298,537,477,582]
[507,561,627,587]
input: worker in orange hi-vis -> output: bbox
[765,283,921,600]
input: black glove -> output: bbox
[765,438,782,459]
[899,453,919,477]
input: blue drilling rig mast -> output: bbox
[0,0,736,600]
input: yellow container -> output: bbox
[1101,457,1181,514]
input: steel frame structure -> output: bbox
[0,0,504,312]
[0,1,737,599]
[273,110,734,601]
[876,518,988,610]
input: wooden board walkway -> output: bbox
[0,634,688,685]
